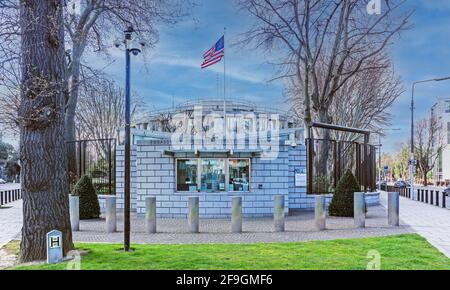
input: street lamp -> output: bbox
[410,76,450,200]
[115,26,145,252]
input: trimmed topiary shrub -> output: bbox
[72,175,101,220]
[328,170,361,217]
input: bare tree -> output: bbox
[238,0,411,176]
[289,55,404,143]
[1,0,194,173]
[75,70,145,157]
[152,112,177,133]
[415,116,444,186]
[0,0,20,132]
[19,0,73,262]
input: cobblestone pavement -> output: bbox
[380,192,450,258]
[71,205,410,244]
[0,200,22,248]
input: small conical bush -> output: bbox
[72,175,101,220]
[328,170,361,217]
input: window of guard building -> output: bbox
[177,159,198,192]
[201,159,226,192]
[229,159,250,192]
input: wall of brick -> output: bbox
[115,139,380,217]
[132,140,289,218]
[116,145,137,211]
[288,145,309,210]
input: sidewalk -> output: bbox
[380,192,450,258]
[0,200,23,248]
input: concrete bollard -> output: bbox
[274,195,285,232]
[188,196,199,233]
[145,197,157,234]
[105,196,117,233]
[69,195,80,232]
[388,192,400,226]
[354,192,365,228]
[231,197,242,233]
[315,195,326,231]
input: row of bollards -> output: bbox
[70,195,118,233]
[69,192,399,234]
[69,195,286,234]
[313,192,400,231]
[146,196,286,234]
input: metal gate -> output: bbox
[306,139,376,194]
[306,122,376,195]
[67,139,116,195]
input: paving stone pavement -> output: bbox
[0,200,23,248]
[70,205,410,244]
[3,193,449,259]
[380,192,450,258]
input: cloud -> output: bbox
[149,53,268,84]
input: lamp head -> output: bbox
[130,48,141,56]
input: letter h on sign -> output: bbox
[47,230,63,264]
[50,236,61,248]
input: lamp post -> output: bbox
[115,26,144,252]
[410,76,450,200]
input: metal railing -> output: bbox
[384,185,448,209]
[0,188,22,206]
[306,138,377,194]
[67,139,117,195]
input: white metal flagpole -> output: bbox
[223,27,227,133]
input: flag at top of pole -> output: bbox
[201,36,225,69]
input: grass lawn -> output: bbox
[9,234,450,270]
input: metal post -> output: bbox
[124,27,133,252]
[231,197,242,233]
[188,196,200,233]
[274,195,285,232]
[315,195,326,231]
[388,192,399,226]
[145,197,157,234]
[108,139,112,195]
[410,83,416,200]
[69,195,80,232]
[354,192,366,228]
[106,196,117,233]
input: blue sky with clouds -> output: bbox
[97,0,285,113]
[5,1,450,153]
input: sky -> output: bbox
[3,0,450,154]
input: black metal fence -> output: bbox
[385,185,411,198]
[306,139,376,194]
[0,188,22,206]
[67,139,116,195]
[384,185,448,209]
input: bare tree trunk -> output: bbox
[19,0,74,262]
[65,44,84,177]
[316,107,331,178]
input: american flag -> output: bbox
[201,36,225,69]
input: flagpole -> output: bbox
[223,27,227,136]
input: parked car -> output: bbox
[0,178,6,184]
[394,181,408,188]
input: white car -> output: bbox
[0,178,6,184]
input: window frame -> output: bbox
[175,158,200,193]
[228,158,251,192]
[175,158,251,193]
